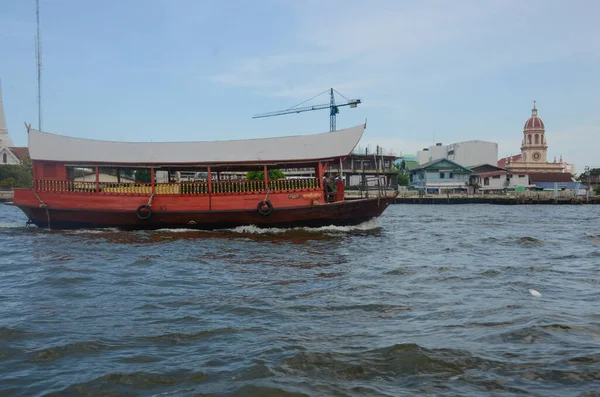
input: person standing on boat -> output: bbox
[324,174,336,202]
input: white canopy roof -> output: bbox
[28,124,365,165]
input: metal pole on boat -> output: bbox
[35,0,42,131]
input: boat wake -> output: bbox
[0,220,380,238]
[62,228,122,235]
[225,218,381,235]
[0,223,27,229]
[152,219,381,235]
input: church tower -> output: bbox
[0,80,14,147]
[501,101,566,173]
[520,101,547,163]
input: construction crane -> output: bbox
[253,88,361,132]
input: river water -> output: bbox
[1,203,599,396]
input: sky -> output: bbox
[1,0,599,172]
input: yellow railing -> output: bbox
[179,182,208,195]
[212,180,264,194]
[101,183,152,194]
[268,178,317,191]
[34,178,320,195]
[36,180,96,192]
[35,180,153,194]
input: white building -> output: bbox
[472,171,530,193]
[417,140,498,168]
[469,164,531,193]
[0,80,27,165]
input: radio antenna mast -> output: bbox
[35,0,42,130]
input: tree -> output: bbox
[578,168,600,180]
[595,185,600,196]
[21,156,33,179]
[397,172,410,186]
[0,177,16,188]
[135,169,151,182]
[120,168,135,179]
[0,156,33,188]
[393,163,409,186]
[246,169,286,180]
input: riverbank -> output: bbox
[392,195,600,205]
[0,190,13,202]
[344,190,599,205]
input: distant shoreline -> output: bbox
[391,195,599,205]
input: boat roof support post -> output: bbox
[316,161,323,188]
[95,167,99,193]
[263,165,268,191]
[32,161,38,190]
[151,167,155,193]
[207,167,212,211]
[117,168,121,183]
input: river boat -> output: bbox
[11,124,397,230]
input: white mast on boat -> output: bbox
[35,0,42,131]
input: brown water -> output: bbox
[1,203,600,396]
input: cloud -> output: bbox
[209,0,600,100]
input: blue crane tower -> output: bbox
[253,88,361,132]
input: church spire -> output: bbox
[0,79,13,147]
[531,100,538,117]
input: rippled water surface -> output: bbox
[1,203,600,396]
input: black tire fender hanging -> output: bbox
[257,200,273,216]
[136,205,153,220]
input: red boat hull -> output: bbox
[14,195,395,230]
